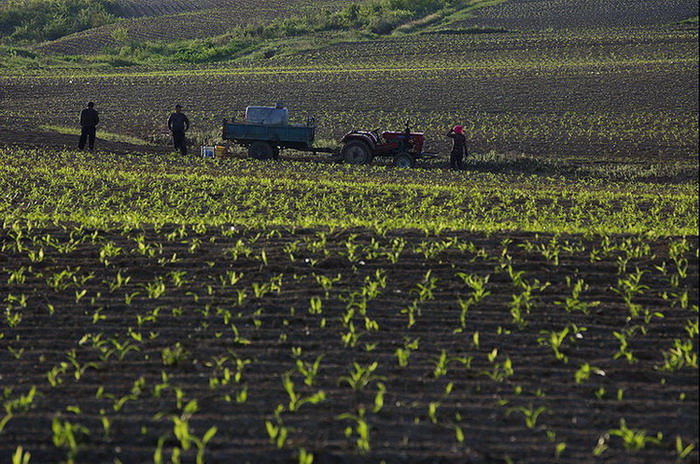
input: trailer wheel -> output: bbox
[249,142,275,160]
[342,141,372,165]
[393,152,416,169]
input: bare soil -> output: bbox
[0,226,697,463]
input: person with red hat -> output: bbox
[446,125,468,170]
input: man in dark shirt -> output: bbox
[78,102,99,151]
[168,104,190,155]
[446,125,467,170]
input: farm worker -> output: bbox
[446,125,467,170]
[168,104,190,156]
[78,102,99,151]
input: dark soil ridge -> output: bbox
[0,226,697,463]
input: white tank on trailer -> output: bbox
[245,105,289,125]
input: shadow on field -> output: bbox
[2,126,696,184]
[462,152,699,184]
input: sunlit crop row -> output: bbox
[0,149,696,235]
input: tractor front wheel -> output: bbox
[393,152,416,169]
[249,142,275,160]
[341,141,372,165]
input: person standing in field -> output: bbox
[168,104,190,156]
[446,125,468,170]
[78,101,99,151]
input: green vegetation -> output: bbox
[678,15,698,24]
[0,0,504,67]
[1,148,696,235]
[0,197,696,461]
[0,1,696,462]
[0,0,117,44]
[102,0,505,65]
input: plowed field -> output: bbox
[33,0,344,55]
[1,223,697,463]
[452,0,698,30]
[0,2,698,462]
[0,149,698,463]
[5,27,698,163]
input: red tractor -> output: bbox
[340,123,436,168]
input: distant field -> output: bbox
[23,0,698,56]
[451,0,699,30]
[33,0,345,55]
[4,27,697,164]
[0,1,698,462]
[113,0,273,18]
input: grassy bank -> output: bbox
[0,0,505,68]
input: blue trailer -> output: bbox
[222,117,334,160]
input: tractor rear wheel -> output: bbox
[393,152,416,169]
[249,142,275,160]
[341,141,372,165]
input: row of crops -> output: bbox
[35,0,345,55]
[3,28,698,163]
[1,149,697,234]
[453,0,698,30]
[0,148,697,463]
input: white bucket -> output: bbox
[201,146,215,158]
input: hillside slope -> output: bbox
[449,0,698,30]
[32,0,343,55]
[27,0,700,56]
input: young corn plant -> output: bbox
[337,407,371,454]
[675,436,695,461]
[395,337,419,367]
[308,296,323,315]
[383,237,406,264]
[339,362,385,392]
[168,401,218,464]
[612,268,649,319]
[508,288,534,329]
[373,383,386,413]
[12,446,31,464]
[295,355,323,387]
[607,419,663,452]
[612,326,639,364]
[282,372,326,412]
[400,300,421,328]
[574,363,605,384]
[313,273,342,298]
[433,350,473,378]
[656,339,698,371]
[297,448,314,464]
[52,417,89,463]
[412,271,438,302]
[480,349,514,382]
[506,403,548,429]
[265,405,289,449]
[554,277,599,315]
[537,327,571,363]
[98,241,122,266]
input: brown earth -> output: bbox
[31,0,345,56]
[0,226,697,463]
[2,27,698,165]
